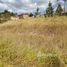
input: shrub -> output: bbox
[29,13,33,17]
[44,55,65,67]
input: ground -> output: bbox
[0,16,67,67]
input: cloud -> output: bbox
[0,0,67,14]
[0,3,8,12]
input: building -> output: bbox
[18,13,29,19]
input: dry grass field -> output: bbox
[0,16,67,67]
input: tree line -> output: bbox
[35,0,67,17]
[0,0,67,23]
[0,10,16,23]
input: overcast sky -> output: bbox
[0,0,67,14]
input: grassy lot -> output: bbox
[0,16,67,67]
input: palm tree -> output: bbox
[63,0,67,13]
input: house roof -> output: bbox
[18,13,29,16]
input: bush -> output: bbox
[44,55,65,67]
[29,13,33,17]
[0,10,16,23]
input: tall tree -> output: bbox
[63,0,67,13]
[46,1,54,17]
[35,7,40,16]
[56,4,63,16]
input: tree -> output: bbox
[63,0,67,13]
[56,4,63,16]
[46,1,54,17]
[35,7,40,16]
[29,13,33,17]
[0,10,16,23]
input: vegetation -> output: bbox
[44,55,65,67]
[29,13,33,17]
[35,7,40,17]
[0,10,15,23]
[0,16,67,67]
[56,4,63,16]
[0,1,67,23]
[0,1,67,66]
[46,1,54,17]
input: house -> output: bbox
[18,13,29,19]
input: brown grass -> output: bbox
[0,16,67,67]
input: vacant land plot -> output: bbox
[0,16,67,67]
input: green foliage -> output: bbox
[35,7,40,17]
[44,55,65,67]
[46,1,54,17]
[55,4,63,16]
[29,13,33,17]
[0,10,15,23]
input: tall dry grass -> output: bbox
[0,16,67,67]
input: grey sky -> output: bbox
[0,0,66,14]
